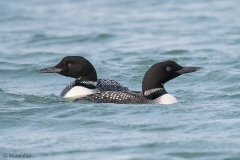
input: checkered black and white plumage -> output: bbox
[96,79,129,92]
[76,91,152,104]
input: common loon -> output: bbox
[37,56,129,99]
[78,60,202,104]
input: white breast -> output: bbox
[155,94,178,104]
[63,86,96,99]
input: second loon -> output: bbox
[37,56,129,99]
[78,60,202,104]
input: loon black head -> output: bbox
[37,56,97,82]
[142,60,202,100]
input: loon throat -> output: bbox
[75,80,97,89]
[144,88,167,100]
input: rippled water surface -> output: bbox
[1,0,240,159]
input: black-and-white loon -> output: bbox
[78,60,202,104]
[37,56,129,99]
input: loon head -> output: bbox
[37,56,97,82]
[142,60,202,100]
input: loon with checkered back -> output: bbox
[37,56,129,99]
[78,60,202,104]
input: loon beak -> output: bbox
[176,67,202,75]
[36,66,62,73]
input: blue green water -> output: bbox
[1,0,240,159]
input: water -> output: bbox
[1,0,240,159]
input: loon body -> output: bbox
[37,56,129,99]
[78,60,202,104]
[77,91,178,104]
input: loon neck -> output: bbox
[75,79,97,89]
[144,87,167,100]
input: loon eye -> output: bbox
[166,66,171,71]
[67,63,73,68]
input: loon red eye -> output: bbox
[166,66,171,71]
[67,63,73,67]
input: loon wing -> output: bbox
[76,91,152,104]
[96,79,130,91]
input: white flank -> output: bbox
[155,94,178,104]
[63,86,96,99]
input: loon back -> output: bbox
[96,79,129,91]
